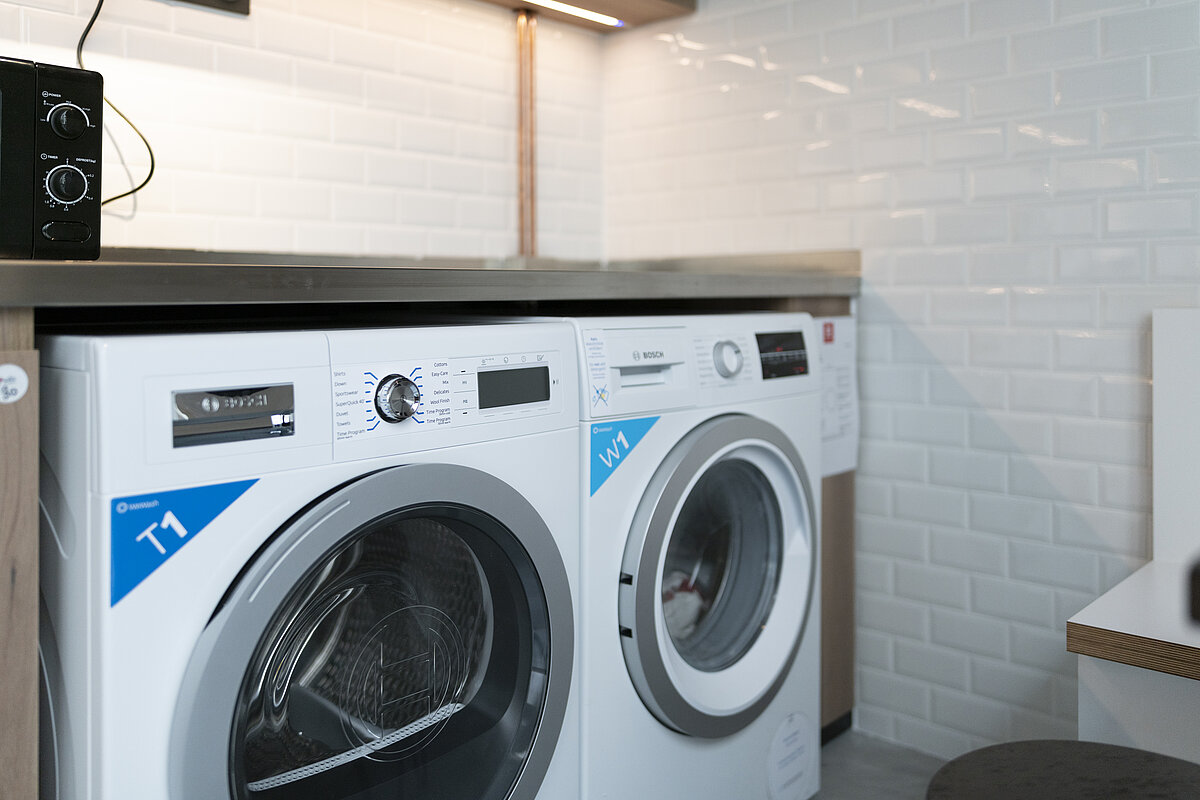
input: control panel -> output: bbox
[696,330,809,386]
[332,348,559,442]
[695,332,757,389]
[578,314,818,420]
[34,64,103,258]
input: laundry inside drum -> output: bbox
[660,458,783,672]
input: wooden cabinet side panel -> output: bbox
[821,471,856,728]
[0,308,33,351]
[0,348,38,797]
[774,295,857,727]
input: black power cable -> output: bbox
[75,0,156,206]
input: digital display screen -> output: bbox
[478,365,550,410]
[756,331,809,379]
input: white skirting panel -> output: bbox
[1078,655,1200,765]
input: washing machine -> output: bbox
[574,313,821,800]
[37,321,580,800]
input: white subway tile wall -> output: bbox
[0,0,603,259]
[604,0,1200,758]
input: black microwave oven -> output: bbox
[0,57,103,260]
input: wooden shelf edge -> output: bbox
[1067,620,1200,682]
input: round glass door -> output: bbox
[170,465,573,800]
[619,415,816,739]
[661,458,783,672]
[235,511,510,798]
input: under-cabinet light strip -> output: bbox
[522,0,624,27]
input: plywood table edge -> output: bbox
[1067,620,1200,682]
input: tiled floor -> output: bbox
[815,731,946,800]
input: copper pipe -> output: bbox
[516,10,537,258]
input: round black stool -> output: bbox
[926,740,1200,799]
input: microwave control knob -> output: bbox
[45,165,89,205]
[48,104,89,140]
[375,374,421,423]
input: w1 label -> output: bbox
[589,416,658,496]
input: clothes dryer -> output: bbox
[574,313,821,800]
[37,322,579,800]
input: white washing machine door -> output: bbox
[618,414,816,738]
[169,464,573,800]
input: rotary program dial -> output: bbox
[712,340,744,378]
[374,374,422,423]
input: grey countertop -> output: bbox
[0,249,860,307]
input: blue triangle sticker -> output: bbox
[590,416,658,496]
[110,479,257,606]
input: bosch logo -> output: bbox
[641,351,664,360]
[632,351,640,361]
